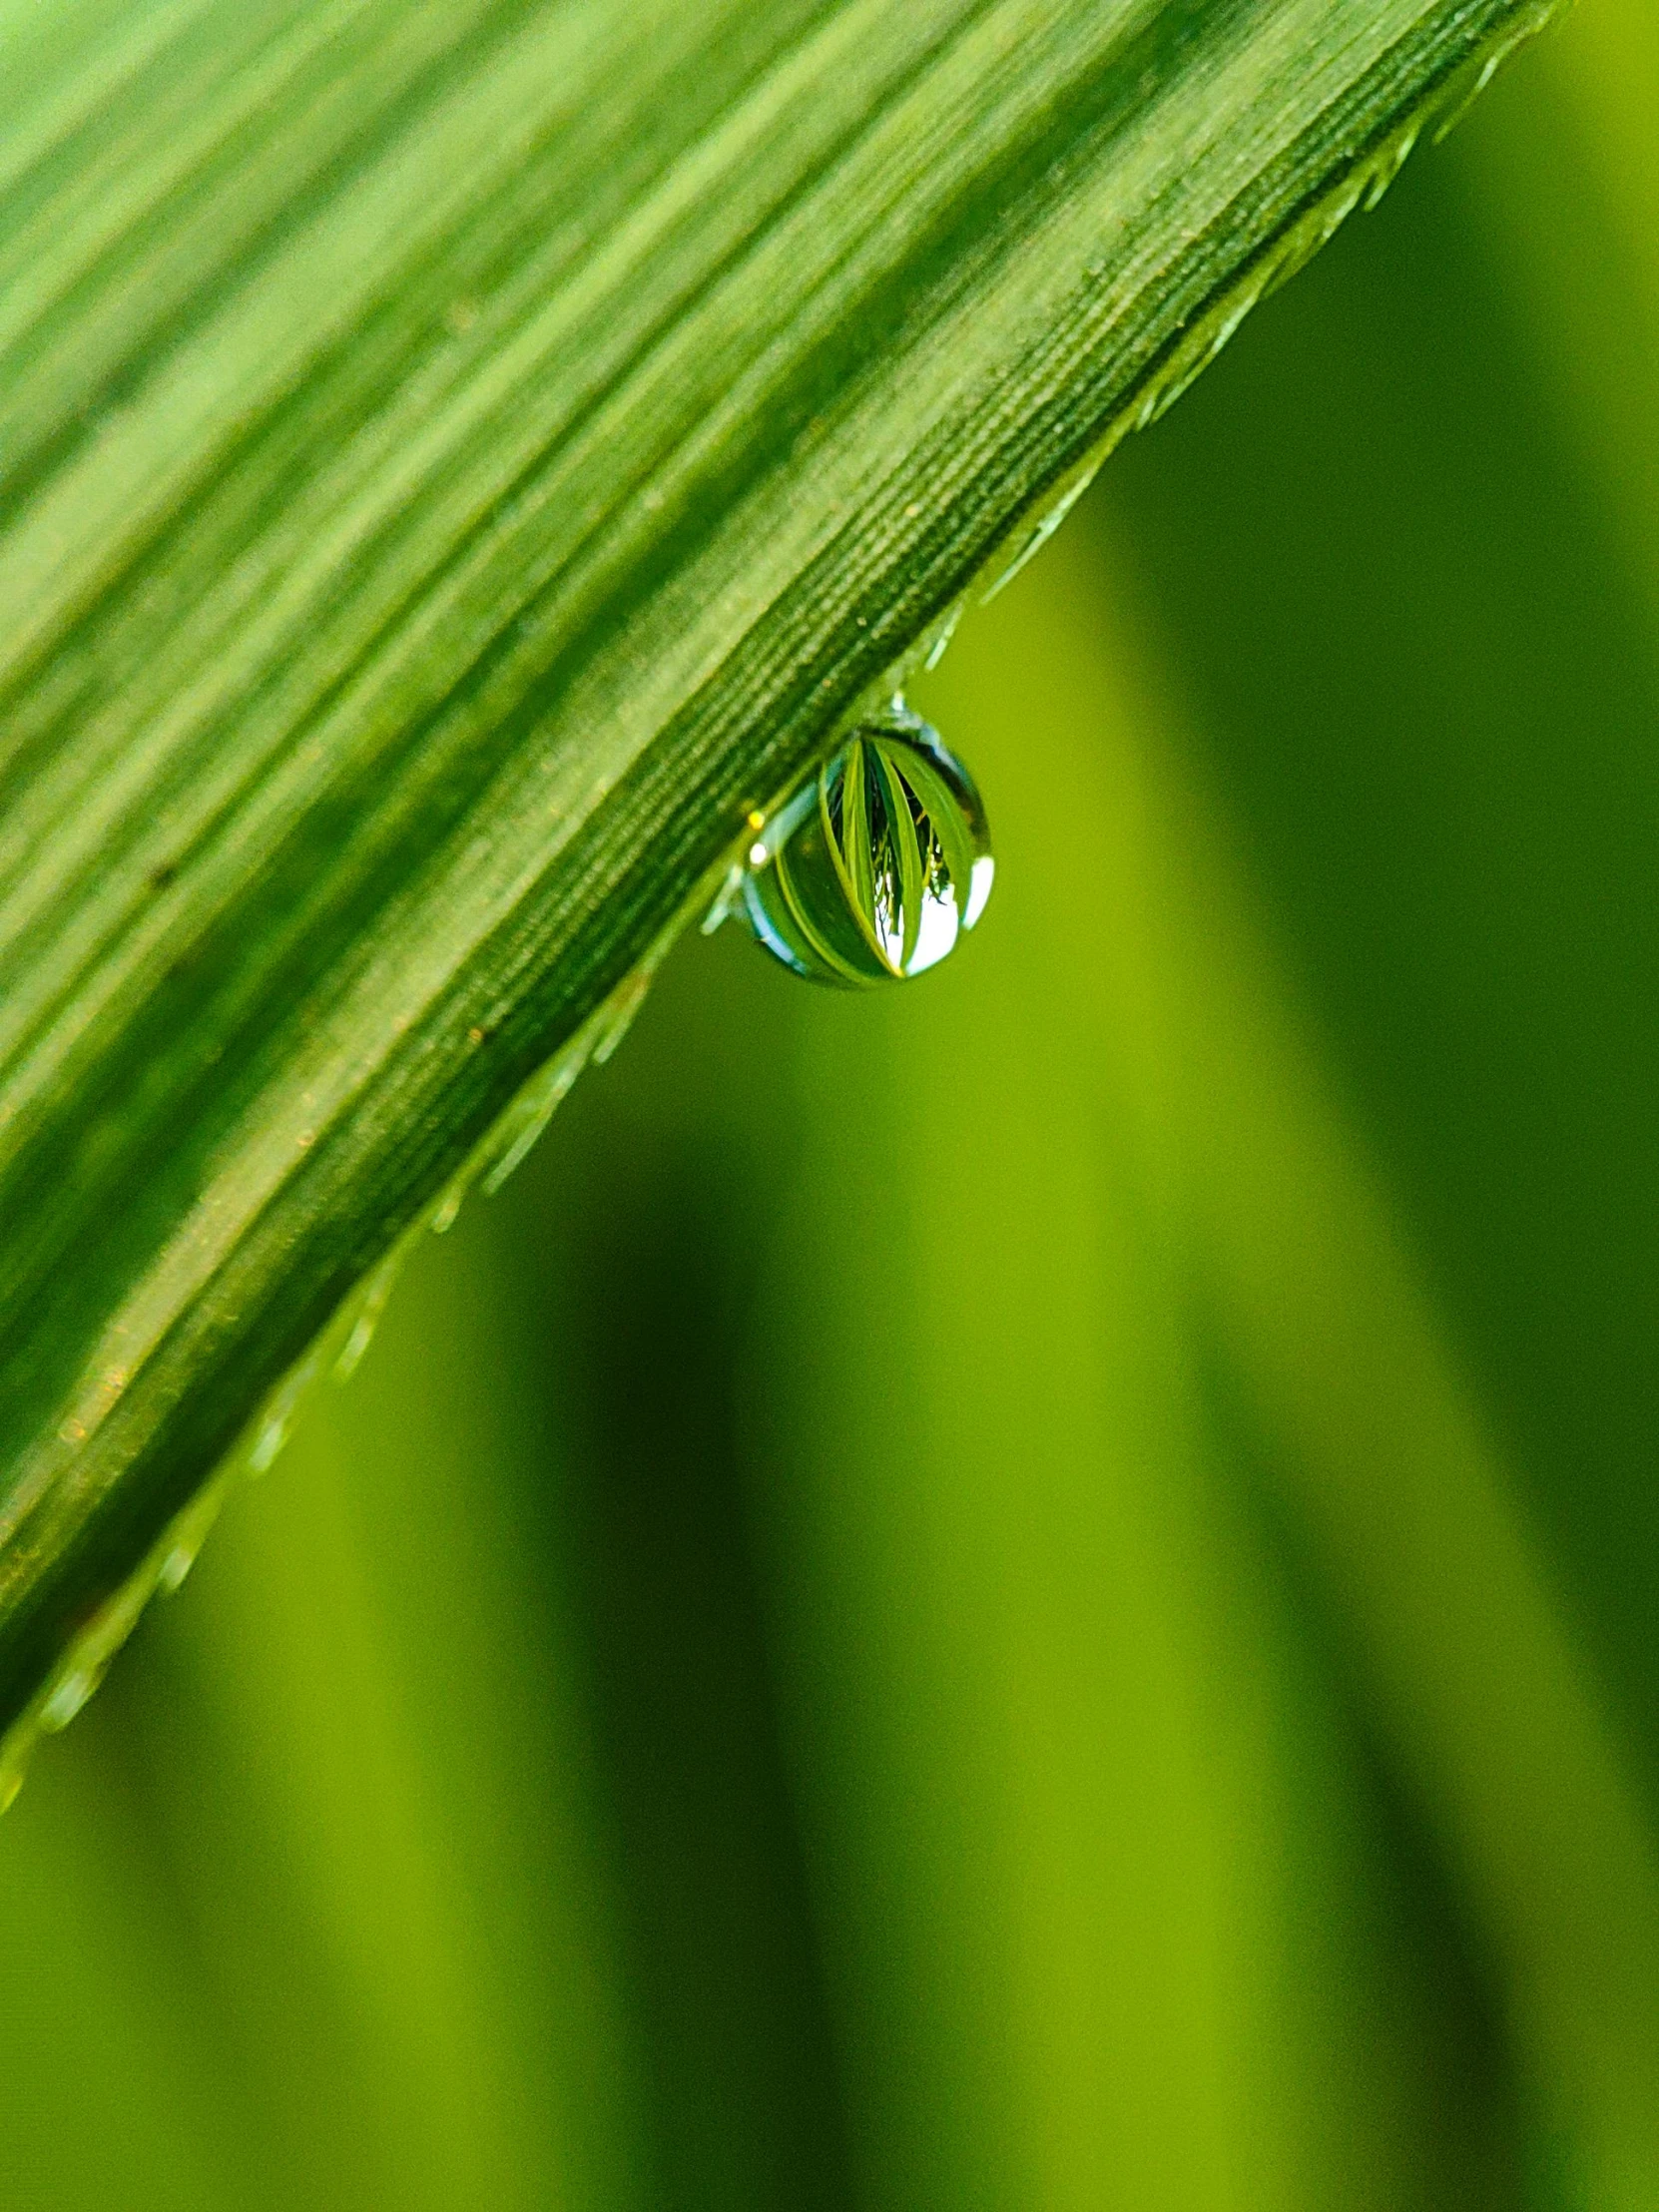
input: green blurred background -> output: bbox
[4,8,1658,2206]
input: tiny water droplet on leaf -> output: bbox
[739,707,993,986]
[158,1543,198,1595]
[40,1669,95,1733]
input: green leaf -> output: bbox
[0,0,1557,1767]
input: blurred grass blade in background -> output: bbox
[0,0,1557,1760]
[916,516,1659,2202]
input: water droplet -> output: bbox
[739,706,993,986]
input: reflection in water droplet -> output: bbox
[738,705,993,987]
